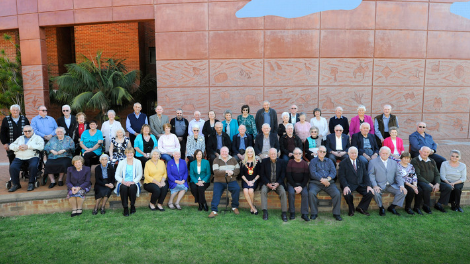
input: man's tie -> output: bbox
[353,160,357,172]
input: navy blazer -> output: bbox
[232,133,254,155]
[351,132,379,156]
[254,133,280,155]
[259,158,286,187]
[207,131,232,156]
[94,164,116,191]
[325,133,350,154]
[57,115,77,139]
[338,158,370,191]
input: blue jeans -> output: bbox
[280,154,291,161]
[211,181,240,212]
[161,154,173,162]
[9,157,40,185]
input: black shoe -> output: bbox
[198,203,203,211]
[281,212,288,222]
[156,205,165,212]
[101,208,106,214]
[334,214,343,221]
[27,183,34,191]
[348,209,354,217]
[58,181,63,186]
[456,207,464,213]
[92,209,98,215]
[289,212,295,220]
[203,203,209,212]
[405,208,415,215]
[413,208,423,215]
[434,203,447,213]
[301,214,310,222]
[356,207,370,216]
[310,214,318,220]
[379,207,386,216]
[48,182,56,189]
[387,206,401,216]
[130,206,136,214]
[149,205,156,211]
[71,210,77,217]
[123,207,129,217]
[423,205,432,214]
[8,184,21,192]
[262,210,268,220]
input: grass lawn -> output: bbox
[1,206,469,264]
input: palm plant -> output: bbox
[51,51,138,119]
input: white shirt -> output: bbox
[381,158,388,169]
[391,139,399,155]
[310,117,328,141]
[335,135,343,151]
[418,155,431,162]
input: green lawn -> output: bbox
[1,206,469,264]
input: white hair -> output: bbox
[335,106,343,112]
[357,105,366,111]
[380,146,391,154]
[348,146,358,154]
[62,105,71,110]
[192,124,200,130]
[10,104,20,111]
[360,122,370,129]
[262,123,271,129]
[99,154,109,161]
[285,123,294,129]
[281,112,289,119]
[107,109,116,115]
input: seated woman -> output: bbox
[134,124,158,169]
[109,128,130,168]
[349,105,375,135]
[237,104,257,137]
[167,150,188,210]
[240,147,260,215]
[44,127,75,188]
[309,108,328,142]
[93,154,115,215]
[79,120,103,167]
[397,152,421,215]
[101,109,123,153]
[278,112,291,138]
[440,150,467,213]
[143,149,168,211]
[222,109,239,141]
[72,112,89,156]
[295,112,311,142]
[303,126,322,161]
[66,156,91,217]
[158,123,180,162]
[382,126,404,161]
[186,125,205,164]
[189,149,211,211]
[115,147,143,216]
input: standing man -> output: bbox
[31,105,57,142]
[56,104,77,139]
[188,111,205,137]
[1,104,30,164]
[126,102,148,146]
[255,101,278,134]
[409,122,446,170]
[288,104,300,124]
[170,108,189,155]
[374,104,399,147]
[149,105,169,140]
[328,106,349,135]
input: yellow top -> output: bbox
[144,159,167,184]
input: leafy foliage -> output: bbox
[0,33,23,112]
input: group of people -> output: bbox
[1,101,466,220]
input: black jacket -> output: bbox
[94,164,116,191]
[351,132,379,156]
[170,117,189,139]
[338,158,370,191]
[231,133,254,156]
[254,133,280,155]
[325,133,350,154]
[279,134,303,157]
[207,131,232,156]
[260,158,286,187]
[0,115,30,144]
[71,122,89,143]
[255,108,278,134]
[57,115,77,139]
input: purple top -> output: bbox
[349,115,375,135]
[66,166,92,190]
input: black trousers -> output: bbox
[120,184,137,208]
[6,150,15,164]
[144,183,168,205]
[129,134,136,148]
[190,182,210,204]
[343,185,374,211]
[416,181,452,208]
[404,184,423,209]
[83,152,98,167]
[450,183,464,207]
[136,156,150,170]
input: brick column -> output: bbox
[18,13,49,120]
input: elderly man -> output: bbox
[409,122,446,170]
[411,146,452,214]
[56,104,76,139]
[279,123,303,161]
[207,122,232,167]
[254,123,280,159]
[260,148,288,222]
[338,147,374,216]
[31,105,57,142]
[232,125,254,162]
[368,146,407,216]
[255,101,278,134]
[1,104,30,164]
[288,104,300,124]
[351,122,379,166]
[325,124,350,164]
[170,108,189,155]
[188,111,205,137]
[328,106,349,135]
[309,146,342,221]
[8,125,45,192]
[286,148,310,221]
[149,105,169,139]
[374,104,399,147]
[208,146,241,218]
[126,102,148,146]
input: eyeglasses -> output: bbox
[318,150,326,153]
[418,126,426,128]
[40,109,47,112]
[62,110,69,112]
[242,109,248,112]
[335,130,343,132]
[193,130,199,132]
[23,130,32,133]
[451,155,459,158]
[291,108,297,109]
[293,153,302,155]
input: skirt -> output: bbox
[170,184,188,194]
[44,157,72,175]
[242,181,259,190]
[94,185,114,199]
[67,187,90,199]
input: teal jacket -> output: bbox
[189,159,211,184]
[134,134,158,157]
[222,119,239,141]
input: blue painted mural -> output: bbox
[450,1,470,20]
[235,0,362,19]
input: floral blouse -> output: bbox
[397,162,417,185]
[111,137,129,163]
[44,135,75,160]
[237,114,257,137]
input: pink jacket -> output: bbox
[383,136,404,155]
[349,115,375,135]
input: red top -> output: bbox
[78,123,85,138]
[383,136,404,155]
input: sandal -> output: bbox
[175,204,182,210]
[168,203,175,209]
[92,209,98,215]
[101,208,106,214]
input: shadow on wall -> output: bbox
[236,0,362,18]
[451,1,470,20]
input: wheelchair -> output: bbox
[6,150,45,189]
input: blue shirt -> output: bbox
[125,165,133,181]
[238,134,247,150]
[64,116,71,129]
[309,157,336,181]
[175,118,186,137]
[101,164,108,179]
[216,133,223,150]
[263,110,271,126]
[31,115,58,138]
[374,115,399,140]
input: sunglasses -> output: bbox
[291,108,297,109]
[318,150,326,153]
[193,130,199,132]
[24,130,32,133]
[242,109,248,112]
[335,130,343,132]
[62,110,70,112]
[293,153,302,155]
[419,126,426,128]
[40,110,47,112]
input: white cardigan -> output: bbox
[114,158,143,197]
[101,120,124,151]
[9,134,44,160]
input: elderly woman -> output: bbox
[101,110,123,152]
[134,124,158,169]
[189,149,211,211]
[80,120,103,167]
[66,156,91,217]
[109,128,129,167]
[397,152,421,215]
[93,154,115,215]
[158,123,181,162]
[278,112,292,137]
[303,126,322,161]
[115,147,143,216]
[237,105,257,137]
[222,109,239,141]
[350,105,375,135]
[440,150,467,213]
[186,124,205,164]
[167,150,188,210]
[383,126,404,161]
[309,108,328,141]
[202,110,219,143]
[44,127,75,188]
[144,149,168,211]
[72,112,89,155]
[294,112,311,142]
[241,146,260,215]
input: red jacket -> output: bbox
[383,136,404,155]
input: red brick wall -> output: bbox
[45,28,59,79]
[0,30,19,61]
